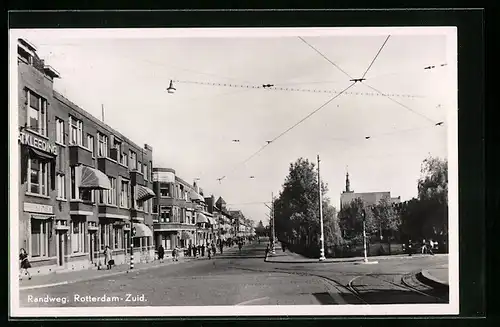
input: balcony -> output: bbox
[98,205,130,220]
[97,156,128,178]
[153,222,196,231]
[69,145,94,167]
[69,201,95,216]
[130,170,144,186]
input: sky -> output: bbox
[18,28,454,225]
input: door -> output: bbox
[89,233,95,263]
[57,232,64,266]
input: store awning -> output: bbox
[196,213,208,224]
[189,190,205,202]
[29,147,55,160]
[136,185,155,201]
[31,214,55,220]
[132,223,153,238]
[80,166,111,190]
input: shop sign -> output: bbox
[19,131,58,155]
[24,202,53,214]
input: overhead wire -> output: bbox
[298,36,354,80]
[216,82,357,182]
[361,35,391,80]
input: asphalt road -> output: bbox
[19,242,448,307]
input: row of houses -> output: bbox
[15,38,254,276]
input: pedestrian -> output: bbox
[282,243,286,252]
[158,244,165,263]
[407,239,413,256]
[211,243,216,256]
[201,244,205,257]
[193,245,198,258]
[19,248,32,280]
[104,245,113,270]
[238,242,242,253]
[428,240,435,255]
[207,246,212,259]
[219,242,224,254]
[172,247,177,261]
[421,239,427,254]
[188,244,192,257]
[265,245,269,260]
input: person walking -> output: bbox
[104,245,113,270]
[172,247,177,262]
[219,241,224,255]
[19,248,32,280]
[211,243,216,256]
[207,246,212,260]
[264,245,270,261]
[193,245,198,258]
[158,244,165,263]
[188,244,192,257]
[428,240,435,255]
[421,239,427,254]
[201,244,205,257]
[238,241,243,253]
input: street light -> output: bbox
[318,155,326,261]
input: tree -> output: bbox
[372,197,401,254]
[338,197,377,245]
[255,220,266,237]
[273,157,341,254]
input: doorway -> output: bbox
[57,231,66,266]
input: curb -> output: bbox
[416,270,449,291]
[20,259,192,291]
[264,253,447,264]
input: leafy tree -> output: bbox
[372,197,401,253]
[255,220,266,237]
[273,157,342,253]
[338,197,377,242]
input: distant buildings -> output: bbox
[340,172,401,210]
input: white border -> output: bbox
[9,27,458,317]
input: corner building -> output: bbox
[17,39,155,275]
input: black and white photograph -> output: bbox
[9,27,458,317]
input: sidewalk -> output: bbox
[419,264,449,288]
[19,257,193,291]
[265,248,447,264]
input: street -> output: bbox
[20,242,448,307]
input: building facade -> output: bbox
[17,39,155,275]
[152,168,217,253]
[340,172,401,209]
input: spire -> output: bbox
[345,166,351,193]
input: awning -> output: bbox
[196,213,208,224]
[80,166,111,190]
[31,214,54,220]
[189,190,205,202]
[29,147,55,160]
[132,223,153,238]
[136,185,155,201]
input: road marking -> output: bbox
[235,297,270,306]
[20,281,68,291]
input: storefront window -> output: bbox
[114,227,122,249]
[31,219,50,258]
[71,219,85,253]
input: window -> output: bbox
[160,206,171,223]
[28,158,49,196]
[137,198,144,211]
[55,118,65,144]
[97,133,108,157]
[71,219,85,253]
[129,151,136,170]
[120,179,130,208]
[112,139,122,162]
[31,219,51,258]
[18,46,33,64]
[56,145,65,171]
[144,164,148,181]
[99,177,116,205]
[99,222,113,250]
[26,90,47,136]
[114,227,122,249]
[121,153,128,166]
[69,116,83,146]
[108,177,117,205]
[87,134,94,156]
[71,166,77,200]
[81,189,94,203]
[160,185,171,197]
[57,174,66,199]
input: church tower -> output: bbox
[344,168,353,193]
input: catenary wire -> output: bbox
[361,82,437,124]
[297,36,354,80]
[361,35,391,80]
[216,82,357,182]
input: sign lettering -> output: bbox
[24,202,54,214]
[19,131,58,155]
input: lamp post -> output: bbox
[271,192,276,255]
[362,208,368,263]
[318,155,326,261]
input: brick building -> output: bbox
[17,39,155,275]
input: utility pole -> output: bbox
[363,209,368,263]
[271,192,276,255]
[318,155,326,261]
